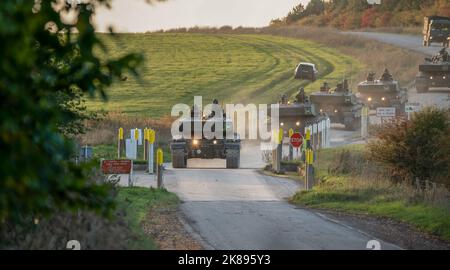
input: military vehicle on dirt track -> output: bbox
[423,16,450,47]
[170,101,241,169]
[357,69,407,115]
[415,48,450,92]
[277,88,328,134]
[309,80,363,131]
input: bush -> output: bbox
[0,1,142,225]
[368,108,450,188]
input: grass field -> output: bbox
[88,33,362,118]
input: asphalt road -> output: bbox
[161,137,399,250]
[344,32,438,56]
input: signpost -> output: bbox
[290,133,303,148]
[125,139,137,160]
[272,128,283,173]
[405,102,421,113]
[361,106,369,139]
[405,102,421,120]
[101,159,133,186]
[376,107,396,117]
[376,107,396,123]
[288,128,294,160]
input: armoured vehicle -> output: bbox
[294,62,318,81]
[170,101,241,169]
[415,48,450,92]
[277,88,328,134]
[357,69,407,115]
[310,80,363,131]
[423,16,450,47]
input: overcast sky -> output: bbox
[93,0,308,32]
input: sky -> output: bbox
[93,0,308,32]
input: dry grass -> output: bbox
[321,147,450,210]
[78,111,173,146]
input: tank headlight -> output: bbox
[368,97,372,102]
[213,140,217,145]
[430,76,433,80]
[334,109,338,113]
[320,109,323,113]
[444,76,447,79]
[381,97,386,101]
[280,122,284,127]
[192,139,199,145]
[287,101,291,105]
[296,121,300,126]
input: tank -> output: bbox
[310,81,363,131]
[357,69,407,115]
[170,101,241,169]
[277,88,328,136]
[415,48,450,92]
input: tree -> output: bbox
[285,3,306,24]
[361,7,378,28]
[368,108,450,188]
[0,0,143,223]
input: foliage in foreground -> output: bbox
[0,1,142,223]
[0,186,178,250]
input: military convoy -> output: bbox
[415,48,450,92]
[310,80,363,131]
[356,69,407,115]
[170,102,241,169]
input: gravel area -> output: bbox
[141,206,203,250]
[311,208,450,250]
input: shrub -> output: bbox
[368,108,450,188]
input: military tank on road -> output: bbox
[415,48,450,92]
[357,69,407,115]
[277,88,328,136]
[170,100,241,169]
[310,80,363,131]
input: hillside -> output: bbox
[270,0,450,30]
[88,33,361,117]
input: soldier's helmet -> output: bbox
[212,99,219,105]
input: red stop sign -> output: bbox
[290,133,303,148]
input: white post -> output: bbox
[148,143,154,174]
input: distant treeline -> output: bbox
[270,0,450,29]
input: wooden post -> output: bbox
[156,148,163,188]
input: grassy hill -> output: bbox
[88,33,361,118]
